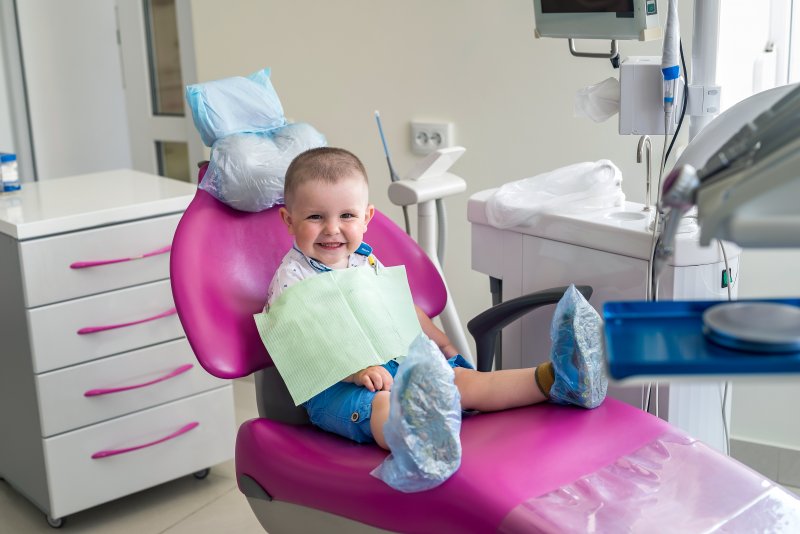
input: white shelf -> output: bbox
[0,169,196,239]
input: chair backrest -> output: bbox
[170,168,448,379]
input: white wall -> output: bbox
[0,4,15,153]
[189,0,690,354]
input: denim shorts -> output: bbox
[302,354,472,443]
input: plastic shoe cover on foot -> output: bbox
[371,334,462,493]
[549,285,607,409]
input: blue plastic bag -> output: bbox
[186,68,286,147]
[549,285,607,409]
[371,334,462,493]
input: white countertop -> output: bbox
[468,188,740,266]
[0,169,197,239]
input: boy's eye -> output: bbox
[306,214,322,220]
[341,213,355,219]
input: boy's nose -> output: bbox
[323,220,339,235]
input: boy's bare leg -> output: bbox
[371,366,548,449]
[454,367,547,412]
[370,391,392,450]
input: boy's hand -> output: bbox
[349,365,393,392]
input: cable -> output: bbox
[646,40,686,302]
[642,70,682,410]
[641,112,671,409]
[718,239,733,302]
[720,381,731,455]
[717,238,733,455]
[645,112,670,302]
[664,42,689,164]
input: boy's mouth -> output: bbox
[316,241,345,250]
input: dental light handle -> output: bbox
[653,165,699,279]
[653,210,682,278]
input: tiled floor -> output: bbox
[3,379,800,533]
[0,379,262,533]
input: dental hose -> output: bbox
[645,0,681,413]
[375,111,412,235]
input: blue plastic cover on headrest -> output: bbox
[186,67,286,147]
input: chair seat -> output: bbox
[235,398,671,532]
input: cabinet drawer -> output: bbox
[43,387,235,519]
[28,280,184,373]
[19,214,180,307]
[36,339,226,437]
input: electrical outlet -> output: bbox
[410,121,453,155]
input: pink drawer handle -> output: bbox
[84,363,194,397]
[70,245,172,269]
[91,421,199,459]
[77,307,177,335]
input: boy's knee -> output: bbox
[452,366,476,388]
[371,391,391,449]
[371,391,391,421]
[373,390,390,409]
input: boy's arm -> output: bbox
[415,305,459,358]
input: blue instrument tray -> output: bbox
[603,298,800,379]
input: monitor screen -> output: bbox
[541,0,634,14]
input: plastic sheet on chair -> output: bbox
[498,428,800,533]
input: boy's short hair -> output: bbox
[284,147,368,207]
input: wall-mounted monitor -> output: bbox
[533,0,662,41]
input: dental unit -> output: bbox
[167,1,800,531]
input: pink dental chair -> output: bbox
[170,165,800,533]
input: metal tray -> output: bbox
[603,298,800,379]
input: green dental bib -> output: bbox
[254,265,422,405]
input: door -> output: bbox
[116,0,203,182]
[4,0,133,180]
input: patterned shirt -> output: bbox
[265,242,382,309]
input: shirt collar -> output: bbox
[292,242,373,273]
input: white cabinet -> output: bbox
[0,170,235,523]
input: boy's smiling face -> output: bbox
[280,172,374,269]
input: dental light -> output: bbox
[654,83,800,278]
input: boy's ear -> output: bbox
[364,204,375,225]
[279,207,294,234]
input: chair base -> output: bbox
[247,497,395,533]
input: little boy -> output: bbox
[266,147,606,450]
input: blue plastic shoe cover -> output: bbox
[185,67,286,147]
[371,334,462,493]
[200,123,327,212]
[549,285,607,409]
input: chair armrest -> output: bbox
[467,286,593,372]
